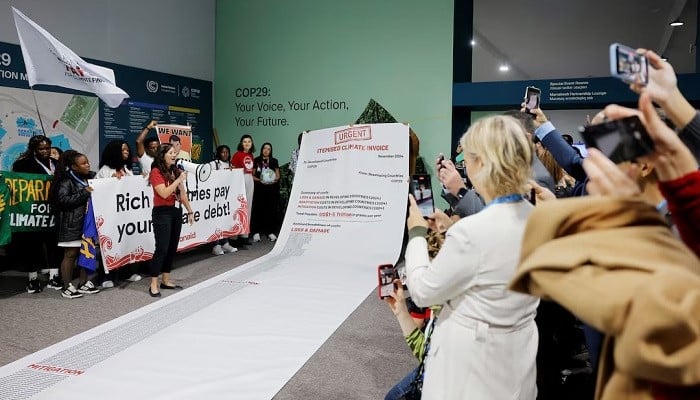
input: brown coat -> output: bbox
[509,196,700,400]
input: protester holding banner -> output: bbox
[230,134,255,247]
[251,142,280,242]
[136,120,160,176]
[50,150,100,299]
[96,140,134,179]
[148,144,194,297]
[96,139,139,286]
[10,135,60,293]
[209,145,238,255]
[404,115,539,399]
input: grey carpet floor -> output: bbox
[0,241,416,399]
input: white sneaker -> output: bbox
[221,242,238,253]
[252,233,261,242]
[61,283,83,299]
[127,273,142,282]
[101,280,114,288]
[268,233,277,242]
[212,244,225,255]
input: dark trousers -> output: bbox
[149,206,182,277]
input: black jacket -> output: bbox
[12,157,56,174]
[53,172,95,242]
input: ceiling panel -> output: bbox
[470,0,697,82]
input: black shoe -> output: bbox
[148,287,161,298]
[27,279,43,294]
[160,283,183,290]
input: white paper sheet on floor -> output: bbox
[0,123,409,400]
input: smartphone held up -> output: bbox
[410,174,435,218]
[377,264,397,299]
[610,43,648,85]
[524,86,541,113]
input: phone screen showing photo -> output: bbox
[411,174,434,218]
[615,45,648,84]
[524,86,541,110]
[378,264,397,299]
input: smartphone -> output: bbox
[610,43,648,85]
[378,264,397,299]
[524,86,541,112]
[410,174,434,218]
[579,115,654,163]
[437,153,445,170]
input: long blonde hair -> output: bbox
[461,115,533,197]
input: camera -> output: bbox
[579,115,654,163]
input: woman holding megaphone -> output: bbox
[147,143,194,297]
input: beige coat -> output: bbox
[509,196,700,400]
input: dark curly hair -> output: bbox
[49,149,89,204]
[99,140,131,170]
[216,145,231,161]
[17,135,52,161]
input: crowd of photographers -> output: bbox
[385,48,700,400]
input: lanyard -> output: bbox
[484,193,524,209]
[69,170,89,188]
[35,157,54,175]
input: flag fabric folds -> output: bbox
[78,199,98,271]
[11,7,129,108]
[0,179,11,247]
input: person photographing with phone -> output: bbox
[404,115,539,399]
[147,143,194,297]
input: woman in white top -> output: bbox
[405,115,539,400]
[95,139,138,286]
[96,140,134,179]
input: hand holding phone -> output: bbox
[437,154,445,170]
[610,43,648,85]
[410,174,435,218]
[524,86,541,113]
[579,115,654,163]
[378,264,397,299]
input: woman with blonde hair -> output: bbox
[405,115,539,399]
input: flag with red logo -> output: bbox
[12,7,129,108]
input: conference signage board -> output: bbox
[0,41,213,172]
[453,74,700,108]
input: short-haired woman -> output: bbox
[405,115,539,399]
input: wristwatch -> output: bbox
[457,187,468,199]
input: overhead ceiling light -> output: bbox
[669,19,684,27]
[470,39,476,46]
[499,63,509,72]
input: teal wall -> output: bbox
[215,0,454,205]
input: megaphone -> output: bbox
[175,159,212,188]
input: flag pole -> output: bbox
[29,86,47,136]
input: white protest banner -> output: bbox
[89,169,247,270]
[12,7,129,108]
[156,124,193,160]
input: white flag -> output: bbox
[12,7,129,108]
